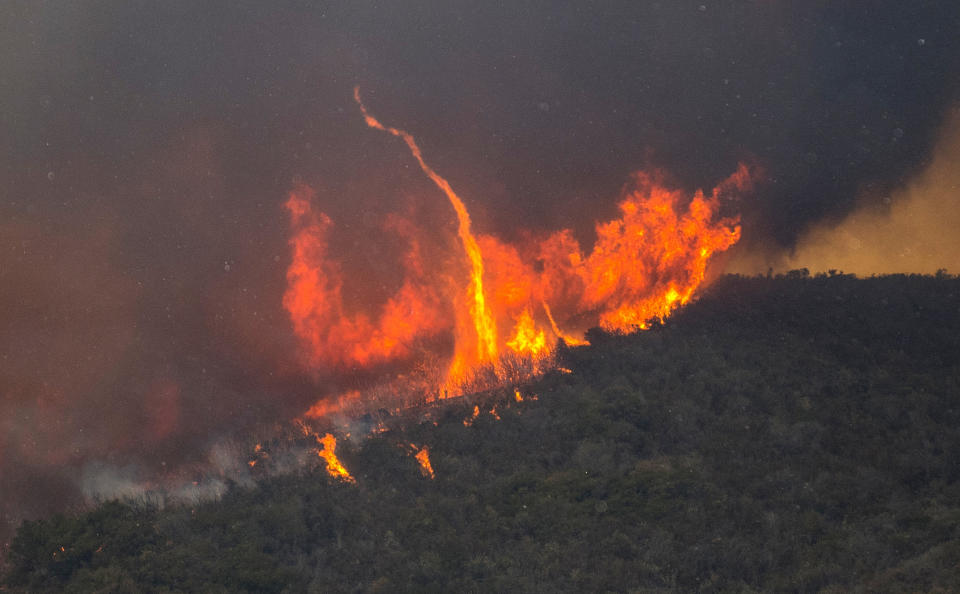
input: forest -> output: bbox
[3,272,960,593]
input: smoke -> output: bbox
[78,442,253,509]
[1,0,959,546]
[731,106,960,275]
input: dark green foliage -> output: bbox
[5,273,960,592]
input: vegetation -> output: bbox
[4,272,960,593]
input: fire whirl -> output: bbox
[284,89,750,415]
[354,87,499,390]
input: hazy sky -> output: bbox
[2,0,959,538]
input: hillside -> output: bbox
[4,272,960,593]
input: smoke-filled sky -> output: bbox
[2,1,959,539]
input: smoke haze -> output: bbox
[730,106,960,275]
[2,1,959,542]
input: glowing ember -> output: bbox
[318,433,355,483]
[285,89,749,415]
[463,405,480,427]
[412,445,435,479]
[514,388,523,402]
[248,442,266,468]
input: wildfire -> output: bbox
[284,88,749,414]
[317,433,355,483]
[411,444,435,479]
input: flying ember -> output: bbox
[283,89,750,411]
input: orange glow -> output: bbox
[412,445,435,479]
[303,390,364,420]
[318,433,355,483]
[288,91,749,417]
[463,405,480,427]
[514,388,523,402]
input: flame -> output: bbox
[355,87,498,390]
[514,388,523,402]
[286,90,748,414]
[543,301,589,346]
[505,308,547,356]
[411,445,435,479]
[579,167,747,330]
[284,188,448,370]
[317,433,354,483]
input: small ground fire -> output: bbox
[412,445,435,479]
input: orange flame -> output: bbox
[317,433,354,483]
[412,445,435,479]
[355,87,498,390]
[505,308,547,356]
[285,90,748,414]
[284,188,447,370]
